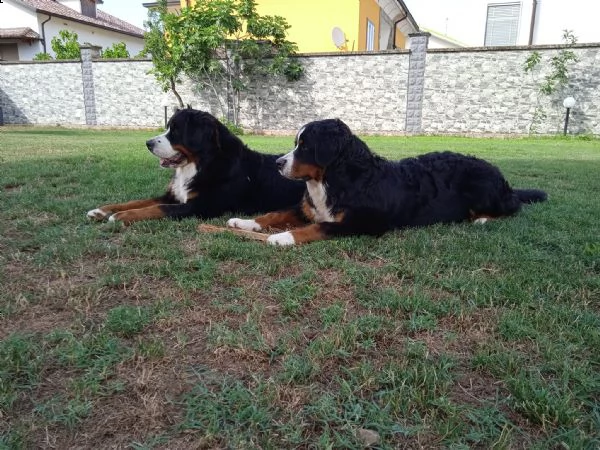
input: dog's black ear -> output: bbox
[183,111,219,154]
[314,119,352,167]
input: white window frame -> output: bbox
[366,19,375,51]
[484,2,521,46]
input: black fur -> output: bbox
[158,109,305,219]
[286,118,547,238]
[88,109,305,223]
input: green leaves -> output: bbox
[143,0,303,121]
[101,42,130,59]
[51,30,81,60]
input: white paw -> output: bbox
[227,218,262,231]
[87,208,109,220]
[108,214,117,223]
[267,231,296,246]
[473,217,489,225]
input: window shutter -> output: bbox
[484,3,521,46]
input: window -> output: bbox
[484,3,521,46]
[366,19,375,51]
[0,43,19,61]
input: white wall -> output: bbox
[534,0,600,45]
[403,0,600,46]
[57,0,83,14]
[2,1,144,60]
[33,16,144,60]
[0,2,39,30]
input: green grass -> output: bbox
[0,126,599,448]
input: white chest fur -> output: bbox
[306,180,334,222]
[171,163,197,203]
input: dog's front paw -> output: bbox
[227,218,262,231]
[108,212,130,226]
[87,208,110,221]
[267,231,295,246]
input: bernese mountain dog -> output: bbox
[86,109,305,225]
[227,118,547,246]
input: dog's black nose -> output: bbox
[146,139,154,151]
[276,157,286,171]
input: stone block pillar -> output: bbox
[80,45,101,126]
[405,32,430,134]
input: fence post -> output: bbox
[80,45,101,126]
[405,32,430,134]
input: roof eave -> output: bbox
[35,10,144,39]
[394,0,420,32]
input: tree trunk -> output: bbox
[170,77,184,109]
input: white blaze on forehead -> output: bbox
[295,126,306,150]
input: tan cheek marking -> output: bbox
[289,224,326,244]
[172,144,195,162]
[254,210,306,230]
[290,162,324,181]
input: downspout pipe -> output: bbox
[392,13,407,49]
[528,0,538,45]
[41,14,52,54]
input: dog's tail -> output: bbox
[515,189,547,204]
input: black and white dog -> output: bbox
[87,109,304,225]
[227,118,547,245]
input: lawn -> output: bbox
[0,126,599,449]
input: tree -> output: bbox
[144,0,303,122]
[524,30,579,133]
[33,52,52,61]
[101,42,130,59]
[142,0,186,108]
[51,30,81,60]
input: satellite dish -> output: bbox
[332,27,348,50]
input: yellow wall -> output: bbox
[395,30,406,49]
[358,0,379,51]
[180,0,396,53]
[253,0,360,53]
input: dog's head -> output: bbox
[276,119,352,181]
[145,108,236,169]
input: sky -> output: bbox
[99,0,150,29]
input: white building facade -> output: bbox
[0,0,144,61]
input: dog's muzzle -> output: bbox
[146,138,156,153]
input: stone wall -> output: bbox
[1,39,599,135]
[0,61,85,125]
[422,46,600,135]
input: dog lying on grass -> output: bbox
[86,109,304,225]
[227,118,547,246]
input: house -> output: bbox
[180,0,420,52]
[404,0,600,47]
[142,1,180,14]
[0,0,145,61]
